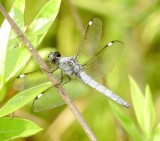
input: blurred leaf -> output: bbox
[73,0,125,17]
[142,9,160,44]
[129,76,145,131]
[144,85,155,136]
[154,122,160,141]
[0,82,51,117]
[111,103,143,141]
[0,117,42,141]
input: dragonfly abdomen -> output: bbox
[79,71,130,108]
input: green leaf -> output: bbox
[26,0,61,47]
[110,103,143,141]
[144,85,155,136]
[154,122,160,141]
[0,117,42,141]
[0,0,25,94]
[9,0,61,81]
[129,76,145,131]
[0,82,51,117]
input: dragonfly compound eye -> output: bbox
[55,52,61,57]
[48,52,61,63]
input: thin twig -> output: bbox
[0,3,97,141]
[66,0,84,34]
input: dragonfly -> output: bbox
[13,18,131,112]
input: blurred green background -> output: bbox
[0,0,160,141]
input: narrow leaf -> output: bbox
[129,76,145,131]
[111,103,143,141]
[144,85,155,135]
[0,0,25,81]
[0,0,25,101]
[154,122,160,141]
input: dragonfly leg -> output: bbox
[60,70,64,83]
[58,70,71,85]
[46,67,59,73]
[52,70,64,85]
[62,75,71,85]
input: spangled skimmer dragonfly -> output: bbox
[13,18,131,112]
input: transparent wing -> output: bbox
[13,67,59,91]
[13,69,88,112]
[13,71,50,91]
[32,77,87,112]
[82,40,124,78]
[75,18,102,62]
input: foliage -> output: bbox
[111,76,160,141]
[0,117,42,141]
[0,0,61,140]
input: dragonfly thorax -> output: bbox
[58,57,83,76]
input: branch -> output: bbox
[0,3,97,141]
[66,0,84,34]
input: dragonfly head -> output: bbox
[48,51,61,63]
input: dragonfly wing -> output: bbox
[13,71,50,91]
[82,40,124,78]
[32,86,65,112]
[75,18,102,62]
[32,77,88,112]
[13,69,60,91]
